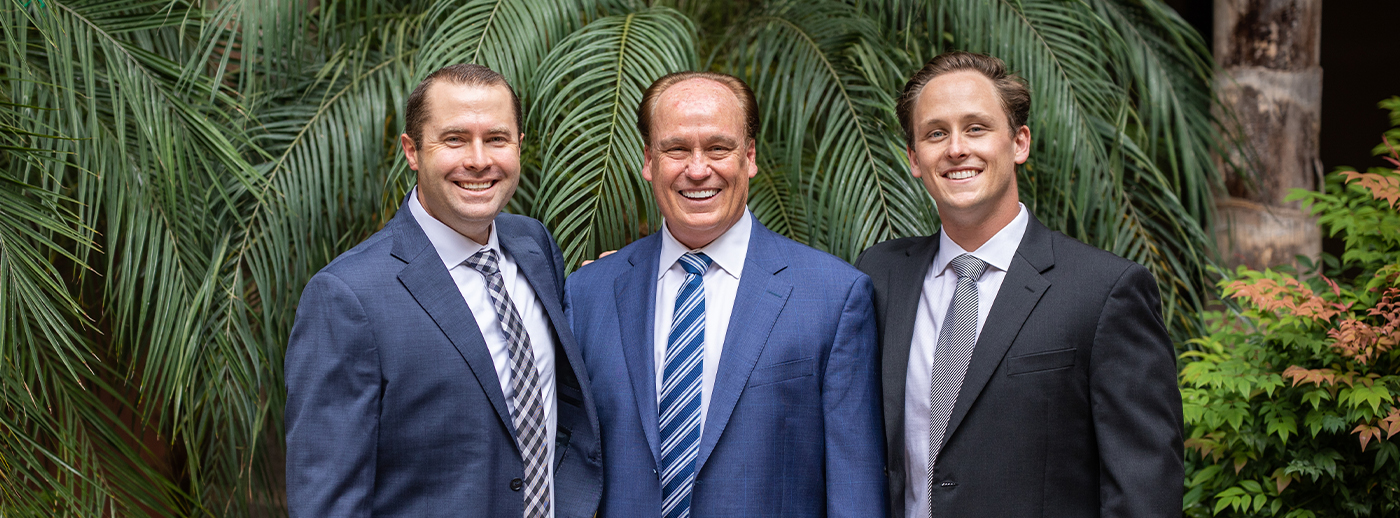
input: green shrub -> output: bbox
[1180,98,1400,517]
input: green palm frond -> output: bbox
[419,0,598,97]
[529,7,697,268]
[2,0,260,513]
[933,0,1216,334]
[2,0,1232,513]
[722,0,933,260]
[747,140,810,244]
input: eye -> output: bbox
[967,125,988,134]
[929,130,947,139]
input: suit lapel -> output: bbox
[941,216,1054,450]
[694,222,790,475]
[615,235,663,466]
[392,206,518,445]
[882,235,939,459]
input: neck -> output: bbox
[671,227,721,250]
[419,197,492,245]
[667,214,743,251]
[450,221,491,246]
[941,203,1018,252]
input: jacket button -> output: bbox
[510,478,523,491]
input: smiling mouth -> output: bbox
[680,189,719,200]
[455,180,495,191]
[943,169,980,180]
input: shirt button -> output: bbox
[510,478,523,491]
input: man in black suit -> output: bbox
[856,51,1183,517]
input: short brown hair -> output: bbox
[636,72,760,145]
[404,63,522,146]
[896,51,1030,148]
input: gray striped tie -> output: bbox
[927,253,987,516]
[465,248,550,518]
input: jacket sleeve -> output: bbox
[824,274,890,517]
[284,272,381,518]
[1090,264,1185,517]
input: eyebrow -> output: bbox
[655,136,740,149]
[438,126,516,136]
[920,111,999,128]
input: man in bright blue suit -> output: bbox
[565,71,887,517]
[285,64,602,517]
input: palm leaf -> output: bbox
[720,0,933,260]
[529,6,698,269]
[934,0,1215,336]
[418,0,598,99]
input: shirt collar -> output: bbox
[409,187,500,269]
[657,209,752,281]
[933,203,1028,278]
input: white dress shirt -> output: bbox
[904,203,1029,518]
[653,210,753,433]
[410,189,557,516]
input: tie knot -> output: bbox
[465,248,501,277]
[678,252,712,276]
[949,253,987,281]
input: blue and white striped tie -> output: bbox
[660,252,712,518]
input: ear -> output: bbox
[1013,125,1031,165]
[907,145,922,178]
[642,146,655,182]
[401,134,420,170]
[745,138,758,179]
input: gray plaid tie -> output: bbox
[465,248,550,518]
[927,253,987,516]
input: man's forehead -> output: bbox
[917,72,1002,119]
[424,83,516,126]
[656,78,742,114]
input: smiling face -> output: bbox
[908,70,1030,237]
[643,78,758,249]
[401,81,521,244]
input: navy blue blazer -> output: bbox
[284,203,603,517]
[564,219,887,517]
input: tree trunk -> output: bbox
[1214,0,1322,270]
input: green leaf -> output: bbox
[529,7,699,269]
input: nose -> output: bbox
[946,133,969,160]
[683,151,711,180]
[462,140,489,171]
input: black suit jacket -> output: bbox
[285,203,603,517]
[856,213,1183,517]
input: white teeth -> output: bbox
[946,170,978,180]
[681,189,718,199]
[456,181,491,190]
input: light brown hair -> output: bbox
[896,51,1030,148]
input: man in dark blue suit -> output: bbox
[285,64,602,517]
[565,72,887,517]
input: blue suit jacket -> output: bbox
[564,219,887,517]
[285,203,603,517]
